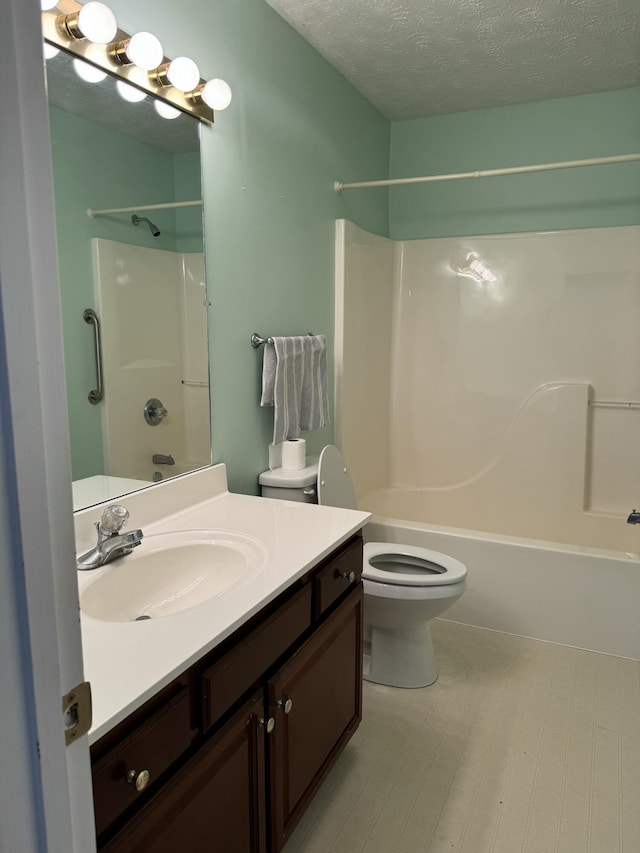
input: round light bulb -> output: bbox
[125,32,163,71]
[154,100,181,120]
[43,43,60,60]
[116,80,147,103]
[41,0,58,10]
[201,78,232,111]
[76,2,117,44]
[166,56,200,92]
[72,58,107,83]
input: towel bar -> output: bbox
[251,332,314,348]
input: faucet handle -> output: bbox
[99,505,129,534]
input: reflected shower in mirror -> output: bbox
[45,48,211,511]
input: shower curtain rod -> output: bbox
[334,152,640,192]
[87,200,203,217]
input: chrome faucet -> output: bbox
[77,505,143,570]
[627,509,640,525]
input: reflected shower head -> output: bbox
[131,214,160,237]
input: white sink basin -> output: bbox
[80,529,267,623]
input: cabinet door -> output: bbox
[101,691,267,853]
[268,585,363,852]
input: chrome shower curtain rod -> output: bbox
[87,200,203,217]
[334,152,640,192]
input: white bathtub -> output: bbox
[365,514,640,661]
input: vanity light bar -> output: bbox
[41,0,219,124]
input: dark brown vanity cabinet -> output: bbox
[93,534,363,853]
[268,588,362,851]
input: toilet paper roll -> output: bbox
[281,438,306,471]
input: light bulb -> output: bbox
[41,0,58,10]
[116,80,147,103]
[125,32,163,71]
[166,56,200,92]
[75,2,117,44]
[43,43,60,60]
[72,58,107,83]
[200,78,232,111]
[154,100,181,120]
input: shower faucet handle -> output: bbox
[144,398,168,426]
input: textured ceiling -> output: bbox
[263,0,640,120]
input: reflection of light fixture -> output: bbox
[154,100,181,120]
[111,32,163,71]
[452,251,497,284]
[155,56,200,92]
[41,0,225,124]
[43,42,60,59]
[59,1,118,44]
[72,57,107,83]
[191,78,232,111]
[116,80,147,103]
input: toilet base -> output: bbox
[363,622,438,688]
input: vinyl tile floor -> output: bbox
[282,619,640,853]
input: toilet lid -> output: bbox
[317,445,358,510]
[364,541,467,586]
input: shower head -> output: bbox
[131,214,161,237]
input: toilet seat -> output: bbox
[364,542,467,587]
[316,446,467,589]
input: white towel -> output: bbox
[260,335,329,443]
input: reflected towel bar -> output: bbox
[83,308,104,405]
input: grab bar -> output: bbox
[83,308,104,404]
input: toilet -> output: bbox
[259,445,467,688]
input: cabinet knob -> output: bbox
[259,716,275,734]
[278,698,293,714]
[341,571,356,583]
[126,769,151,792]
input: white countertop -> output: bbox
[75,465,369,743]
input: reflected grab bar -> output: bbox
[83,308,104,404]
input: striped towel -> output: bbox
[260,335,330,443]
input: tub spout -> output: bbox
[626,509,640,524]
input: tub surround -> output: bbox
[367,517,640,661]
[336,219,640,553]
[74,464,369,743]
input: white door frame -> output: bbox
[0,0,96,849]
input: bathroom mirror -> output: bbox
[45,49,212,511]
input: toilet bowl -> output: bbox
[259,445,467,688]
[362,541,466,687]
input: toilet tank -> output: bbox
[258,459,319,504]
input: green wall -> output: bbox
[105,0,391,494]
[49,106,202,480]
[389,88,640,240]
[51,1,639,497]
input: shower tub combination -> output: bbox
[365,513,639,661]
[335,220,640,661]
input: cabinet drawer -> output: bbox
[100,691,266,853]
[92,687,192,839]
[314,537,362,617]
[200,584,312,731]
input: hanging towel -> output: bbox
[260,335,329,444]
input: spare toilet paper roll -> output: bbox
[281,438,306,471]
